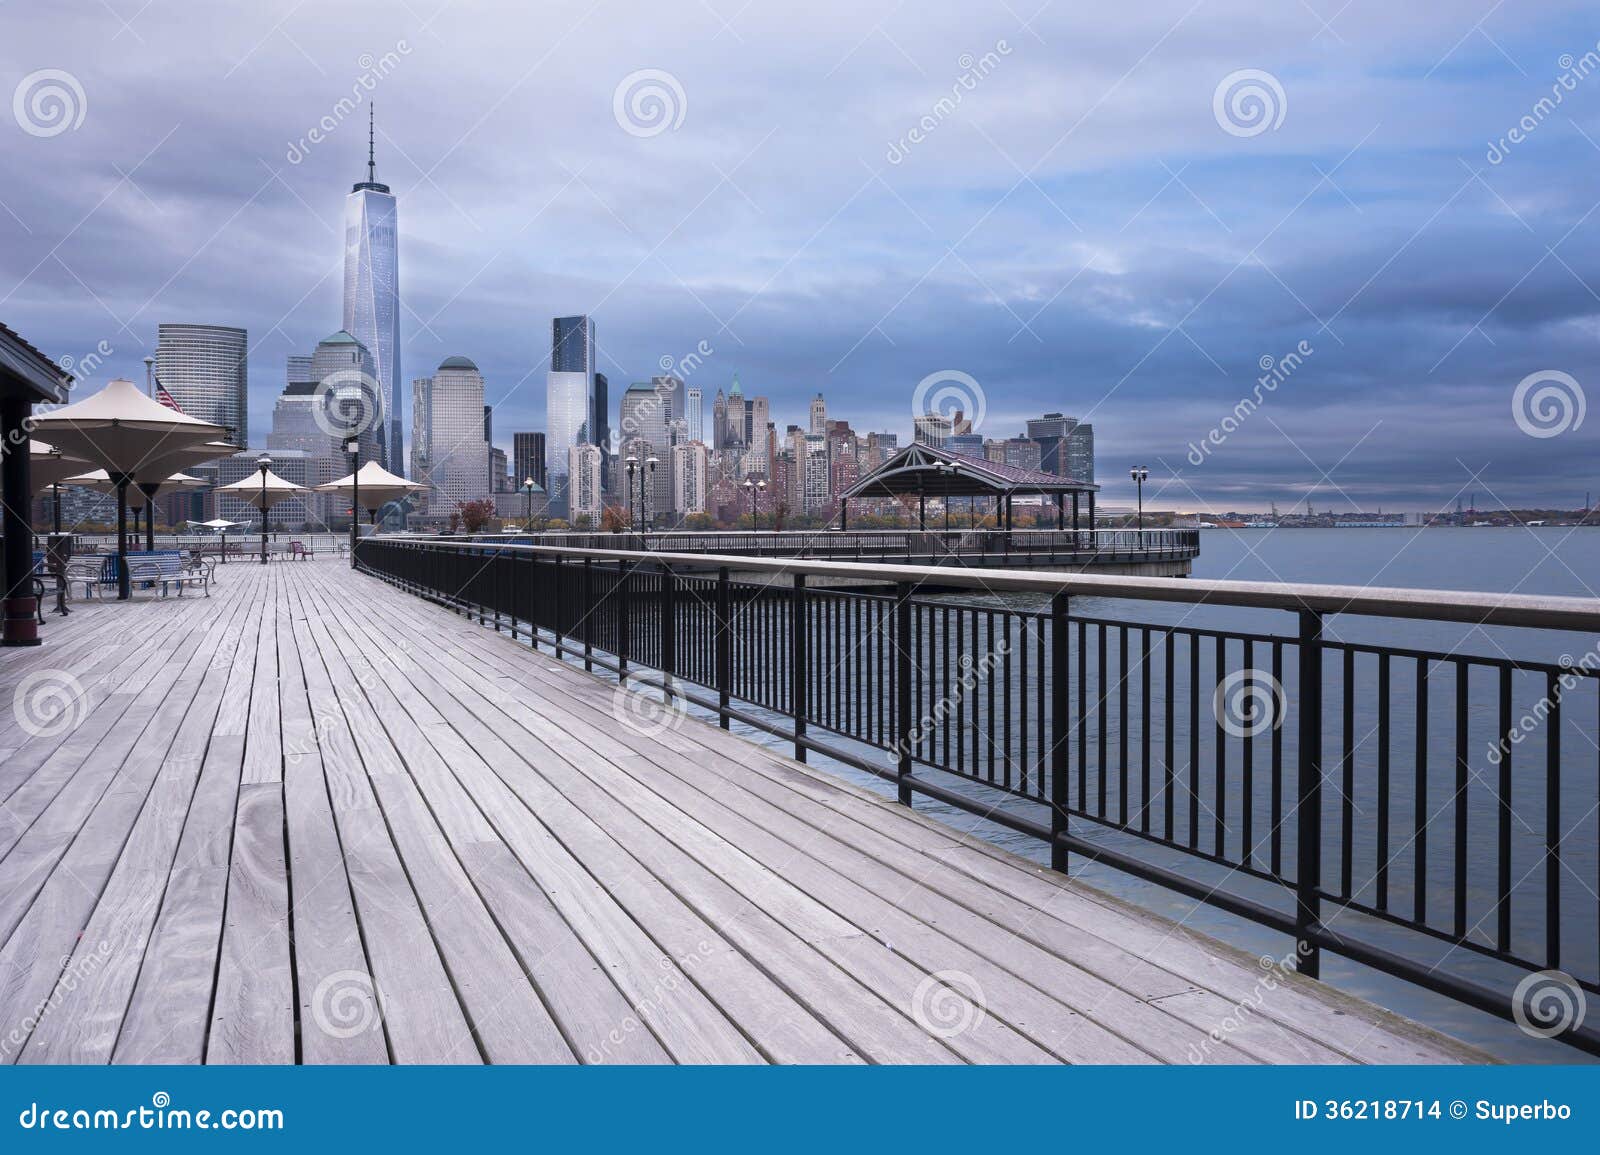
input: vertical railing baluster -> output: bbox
[616,561,630,683]
[1415,659,1429,926]
[716,567,731,729]
[660,563,676,707]
[1546,670,1562,969]
[1496,664,1512,951]
[552,555,564,660]
[1296,609,1324,978]
[1341,647,1354,897]
[895,582,913,806]
[1454,659,1469,939]
[1051,592,1070,874]
[583,558,594,671]
[792,573,807,763]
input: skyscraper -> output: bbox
[686,387,703,442]
[1066,423,1095,483]
[416,356,490,515]
[155,323,248,445]
[546,314,595,516]
[1026,412,1079,475]
[620,380,672,514]
[307,329,382,464]
[593,371,610,489]
[343,106,402,472]
[568,443,605,525]
[514,431,546,489]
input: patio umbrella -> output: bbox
[317,460,424,566]
[30,377,226,598]
[192,516,242,564]
[216,459,306,563]
[315,459,424,515]
[29,440,90,534]
[62,467,209,550]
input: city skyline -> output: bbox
[4,4,1599,513]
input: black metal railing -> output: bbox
[356,535,1600,1053]
[499,527,1200,565]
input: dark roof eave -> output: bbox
[0,322,72,404]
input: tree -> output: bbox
[457,499,495,534]
[601,504,628,533]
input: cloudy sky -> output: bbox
[3,0,1599,512]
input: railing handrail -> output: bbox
[372,533,1600,631]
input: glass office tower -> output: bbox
[343,110,402,472]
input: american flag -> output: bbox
[155,380,185,413]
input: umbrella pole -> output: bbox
[141,483,159,552]
[114,475,131,599]
[52,485,61,535]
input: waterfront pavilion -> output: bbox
[838,442,1100,531]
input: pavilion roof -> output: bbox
[840,442,1099,500]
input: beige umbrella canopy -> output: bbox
[63,468,208,547]
[30,378,227,598]
[216,465,307,511]
[28,439,90,493]
[315,460,424,518]
[29,377,226,473]
[64,468,207,500]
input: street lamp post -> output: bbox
[257,454,272,564]
[743,477,766,529]
[344,437,360,568]
[644,456,658,530]
[1130,465,1150,531]
[522,477,536,531]
[624,455,639,537]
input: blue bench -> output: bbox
[65,555,120,599]
[127,550,210,597]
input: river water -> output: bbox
[726,527,1599,1062]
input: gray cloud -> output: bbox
[2,0,1597,511]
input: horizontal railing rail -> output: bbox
[355,535,1600,1054]
[482,527,1201,564]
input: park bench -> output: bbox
[126,550,210,597]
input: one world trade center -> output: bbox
[343,106,402,472]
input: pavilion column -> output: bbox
[1072,492,1080,535]
[1087,491,1096,537]
[840,498,848,531]
[1,397,40,645]
[918,490,926,531]
[1004,494,1013,532]
[1056,493,1064,530]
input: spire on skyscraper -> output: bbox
[354,102,389,194]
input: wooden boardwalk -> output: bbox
[0,557,1482,1064]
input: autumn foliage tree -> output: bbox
[457,499,495,534]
